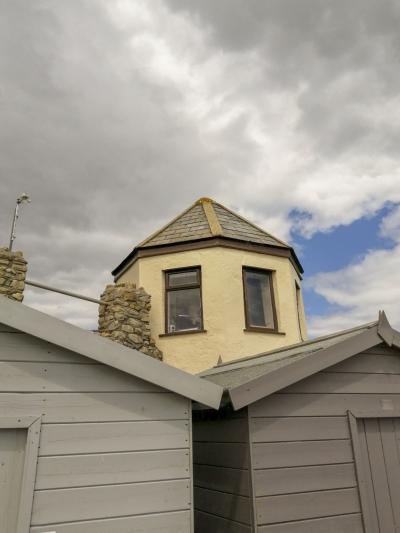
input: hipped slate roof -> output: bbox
[200,312,400,410]
[112,198,303,277]
[0,297,223,409]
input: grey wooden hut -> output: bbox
[194,312,400,533]
[0,296,222,533]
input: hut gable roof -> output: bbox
[200,311,400,410]
[0,297,223,408]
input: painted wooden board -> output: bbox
[39,420,189,455]
[31,479,191,525]
[194,464,250,496]
[286,372,400,394]
[251,393,400,417]
[195,510,252,533]
[252,439,353,469]
[193,418,249,443]
[36,449,190,489]
[194,442,249,469]
[0,392,189,422]
[30,510,191,533]
[0,332,95,363]
[257,513,364,533]
[0,361,163,392]
[256,487,360,525]
[195,487,251,524]
[328,353,400,374]
[254,463,356,496]
[250,416,349,442]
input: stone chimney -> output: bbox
[98,282,163,360]
[0,247,27,301]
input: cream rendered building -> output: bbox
[113,198,307,374]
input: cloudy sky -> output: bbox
[1,0,399,336]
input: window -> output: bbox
[165,267,203,334]
[243,267,277,331]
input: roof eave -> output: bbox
[112,236,303,279]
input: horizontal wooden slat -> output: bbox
[258,513,364,533]
[0,361,163,392]
[195,510,252,533]
[328,352,400,374]
[30,510,191,533]
[250,393,400,417]
[195,487,251,524]
[0,393,188,422]
[39,420,189,455]
[194,464,250,496]
[36,449,189,489]
[287,372,400,394]
[0,332,95,363]
[31,479,190,525]
[256,487,360,525]
[254,463,356,496]
[250,416,349,442]
[193,418,249,443]
[194,442,249,469]
[253,440,353,469]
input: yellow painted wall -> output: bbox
[119,247,307,374]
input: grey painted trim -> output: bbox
[0,297,223,409]
[229,327,382,410]
[377,310,394,346]
[0,416,42,533]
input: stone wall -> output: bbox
[0,247,27,301]
[98,282,163,360]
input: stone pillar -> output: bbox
[0,247,27,301]
[98,282,163,360]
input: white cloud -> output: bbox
[1,0,400,329]
[308,206,400,337]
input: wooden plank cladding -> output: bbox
[0,392,188,422]
[194,442,249,469]
[194,464,250,496]
[195,510,252,533]
[254,463,356,497]
[250,416,349,442]
[30,510,192,533]
[39,420,189,455]
[195,487,251,524]
[31,479,191,524]
[0,361,164,392]
[36,449,190,489]
[256,487,360,525]
[252,439,353,469]
[257,513,364,533]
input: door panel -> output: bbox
[0,429,26,533]
[356,418,400,533]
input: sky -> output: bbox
[0,0,399,336]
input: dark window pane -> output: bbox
[244,270,275,328]
[167,288,202,332]
[168,270,199,288]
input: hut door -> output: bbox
[358,418,400,533]
[0,428,26,533]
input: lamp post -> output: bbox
[9,193,31,251]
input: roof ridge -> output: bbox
[199,197,223,236]
[200,319,378,376]
[136,200,200,248]
[212,200,290,248]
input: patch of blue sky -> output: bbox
[290,204,397,318]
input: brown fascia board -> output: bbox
[112,236,304,279]
[228,324,384,410]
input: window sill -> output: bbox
[159,329,207,338]
[243,327,286,335]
